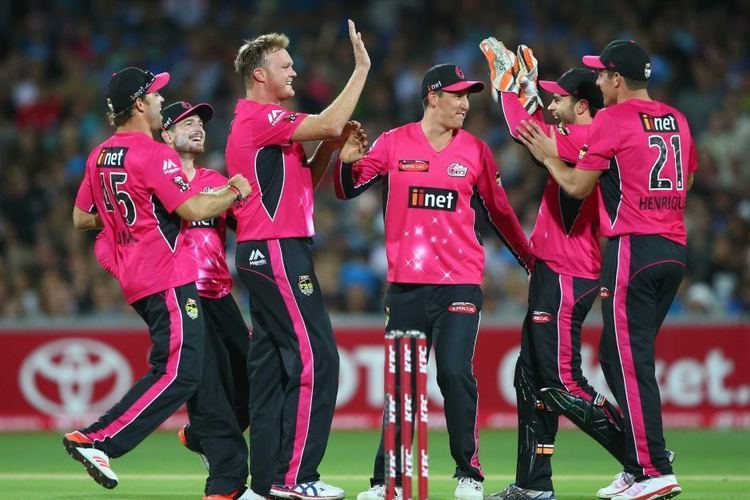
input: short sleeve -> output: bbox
[74,168,96,213]
[576,110,618,171]
[251,104,309,147]
[142,144,195,213]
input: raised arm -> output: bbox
[290,20,370,142]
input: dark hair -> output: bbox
[106,106,135,127]
[606,69,648,91]
[421,90,443,109]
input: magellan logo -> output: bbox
[532,311,554,323]
[639,113,679,132]
[96,147,128,168]
[399,160,429,172]
[248,249,267,266]
[267,109,285,125]
[448,302,477,314]
[163,158,180,174]
[408,186,458,211]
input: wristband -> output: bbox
[228,184,243,201]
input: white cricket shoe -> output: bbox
[598,472,636,498]
[454,477,483,499]
[63,431,118,489]
[356,484,403,500]
[271,480,345,499]
[611,475,681,500]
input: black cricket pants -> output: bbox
[370,283,484,486]
[236,238,339,496]
[515,260,603,491]
[189,294,251,495]
[599,235,685,480]
[81,283,203,458]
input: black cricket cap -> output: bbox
[106,66,170,114]
[161,101,214,130]
[420,64,484,99]
[539,68,604,109]
[582,40,651,81]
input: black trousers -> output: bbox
[236,238,339,496]
[190,294,251,495]
[82,284,204,457]
[515,260,602,491]
[599,235,685,480]
[370,283,484,486]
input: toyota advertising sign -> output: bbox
[1,324,749,430]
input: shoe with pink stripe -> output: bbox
[271,480,345,499]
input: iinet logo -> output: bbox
[408,186,458,211]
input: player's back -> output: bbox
[86,131,197,303]
[585,99,697,244]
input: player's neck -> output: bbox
[117,116,153,136]
[420,117,455,151]
[180,156,197,181]
[617,88,651,104]
[246,86,283,106]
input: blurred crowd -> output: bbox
[1,0,749,320]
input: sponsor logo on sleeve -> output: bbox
[172,176,190,192]
[600,286,611,299]
[399,160,430,172]
[495,171,502,186]
[639,112,679,132]
[448,302,477,314]
[96,147,128,168]
[532,310,554,323]
[447,162,468,177]
[162,158,181,175]
[298,275,314,296]
[185,298,199,320]
[285,112,299,123]
[408,186,458,211]
[578,145,589,161]
[267,109,286,125]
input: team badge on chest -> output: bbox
[447,162,467,177]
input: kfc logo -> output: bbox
[19,339,132,416]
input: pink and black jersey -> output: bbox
[334,122,533,285]
[182,167,234,299]
[74,131,197,303]
[576,99,697,244]
[499,92,600,279]
[225,99,312,241]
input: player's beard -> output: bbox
[174,135,205,155]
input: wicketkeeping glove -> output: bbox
[479,36,520,101]
[516,44,542,114]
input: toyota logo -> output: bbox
[19,338,132,416]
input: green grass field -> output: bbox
[0,430,748,499]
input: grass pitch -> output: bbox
[0,429,748,499]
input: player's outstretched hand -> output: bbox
[228,174,252,200]
[348,20,371,72]
[516,121,558,164]
[339,121,369,164]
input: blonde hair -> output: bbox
[234,33,290,85]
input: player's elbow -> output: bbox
[72,208,95,230]
[568,184,593,200]
[175,199,204,222]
